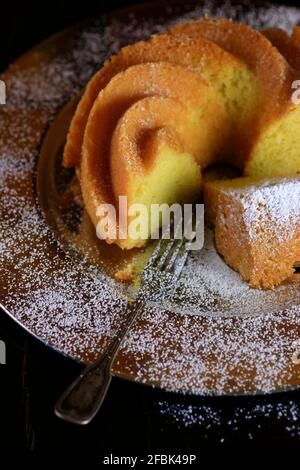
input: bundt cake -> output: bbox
[204,176,300,289]
[62,18,300,253]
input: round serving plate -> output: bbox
[1,0,300,395]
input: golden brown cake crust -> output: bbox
[63,18,296,173]
[205,176,300,289]
[62,17,300,256]
[170,19,295,163]
[262,26,300,70]
[80,62,224,242]
[62,19,254,169]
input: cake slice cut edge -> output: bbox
[204,175,300,289]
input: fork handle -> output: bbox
[55,301,143,424]
[54,352,114,425]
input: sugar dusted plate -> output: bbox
[1,0,300,395]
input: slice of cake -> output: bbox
[203,176,300,289]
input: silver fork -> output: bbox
[55,221,194,425]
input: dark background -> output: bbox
[1,0,300,457]
[0,0,144,71]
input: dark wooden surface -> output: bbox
[1,0,300,453]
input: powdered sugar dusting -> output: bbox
[144,228,300,318]
[158,398,300,440]
[1,1,300,395]
[225,178,300,242]
[104,0,300,54]
[117,303,300,394]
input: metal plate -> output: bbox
[1,0,300,395]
